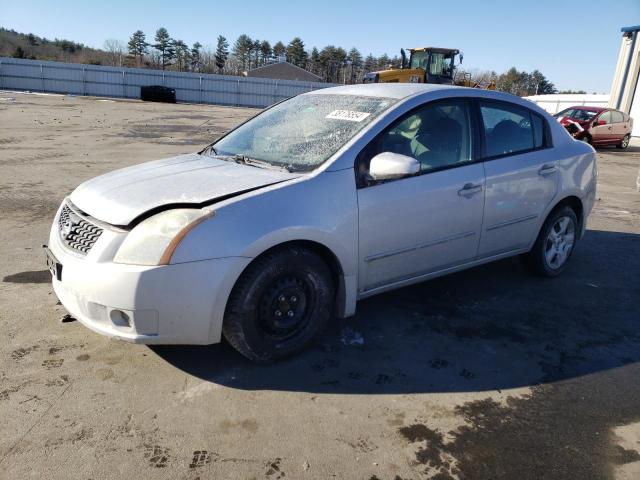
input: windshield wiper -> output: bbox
[232,154,290,172]
[200,145,220,157]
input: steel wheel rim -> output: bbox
[544,216,575,269]
[258,275,311,340]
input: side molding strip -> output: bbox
[364,231,476,263]
[485,214,538,232]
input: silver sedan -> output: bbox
[46,84,597,362]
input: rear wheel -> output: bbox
[223,247,334,363]
[522,206,578,277]
[617,134,630,149]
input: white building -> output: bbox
[525,93,609,114]
[610,25,640,137]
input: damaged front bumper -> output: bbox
[47,208,251,345]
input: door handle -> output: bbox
[538,164,557,176]
[458,183,483,197]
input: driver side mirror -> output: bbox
[368,152,420,181]
[594,119,606,126]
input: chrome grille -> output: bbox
[57,204,103,255]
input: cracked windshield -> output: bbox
[208,94,396,171]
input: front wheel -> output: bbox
[223,247,334,362]
[522,206,578,277]
[617,134,630,149]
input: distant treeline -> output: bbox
[1,27,560,93]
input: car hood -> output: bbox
[70,153,300,226]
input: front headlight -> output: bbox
[114,208,213,266]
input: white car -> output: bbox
[46,84,597,362]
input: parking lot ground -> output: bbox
[1,91,639,480]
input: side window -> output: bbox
[373,99,473,174]
[429,53,445,75]
[597,111,612,125]
[611,111,624,123]
[480,102,537,157]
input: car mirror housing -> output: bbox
[369,152,420,180]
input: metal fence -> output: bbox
[0,57,333,108]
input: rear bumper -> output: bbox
[49,235,250,345]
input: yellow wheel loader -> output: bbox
[363,47,495,89]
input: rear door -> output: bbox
[611,110,628,142]
[477,100,558,257]
[357,98,485,293]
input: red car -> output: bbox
[554,106,633,149]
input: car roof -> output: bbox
[305,83,456,99]
[569,105,607,112]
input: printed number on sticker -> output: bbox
[326,110,371,122]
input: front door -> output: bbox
[590,110,613,144]
[356,98,485,293]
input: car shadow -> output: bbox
[594,144,640,154]
[150,229,640,394]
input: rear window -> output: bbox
[480,101,547,157]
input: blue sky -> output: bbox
[2,0,638,92]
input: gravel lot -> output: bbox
[1,91,639,480]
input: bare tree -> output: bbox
[103,39,125,67]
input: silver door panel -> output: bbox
[358,163,485,292]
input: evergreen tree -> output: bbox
[377,54,390,70]
[190,42,202,72]
[173,39,190,71]
[251,39,261,68]
[363,53,377,74]
[347,47,363,83]
[530,69,557,95]
[127,30,148,64]
[233,34,253,71]
[286,37,307,67]
[272,41,286,59]
[309,47,320,75]
[153,27,174,70]
[318,46,347,83]
[215,35,229,73]
[259,40,272,65]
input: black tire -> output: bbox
[616,134,630,149]
[223,247,334,363]
[522,206,579,277]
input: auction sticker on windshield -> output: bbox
[326,110,371,122]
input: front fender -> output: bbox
[170,169,360,323]
[171,169,357,271]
